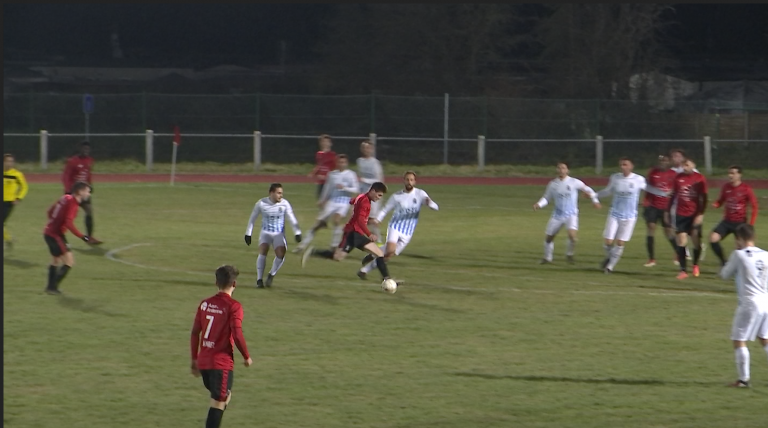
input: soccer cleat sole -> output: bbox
[357,271,367,280]
[643,260,656,267]
[539,259,552,265]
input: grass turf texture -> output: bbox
[15,159,768,179]
[4,181,768,428]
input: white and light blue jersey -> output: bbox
[597,172,665,220]
[536,176,598,219]
[356,157,384,192]
[245,197,301,235]
[376,187,438,236]
[721,246,768,305]
[321,169,360,204]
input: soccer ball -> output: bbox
[381,278,397,294]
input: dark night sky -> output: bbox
[4,4,768,63]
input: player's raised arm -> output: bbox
[719,250,740,279]
[229,302,251,363]
[747,186,758,225]
[375,193,397,223]
[284,201,302,239]
[244,202,261,246]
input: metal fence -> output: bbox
[3,92,768,170]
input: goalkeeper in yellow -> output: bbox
[3,154,29,248]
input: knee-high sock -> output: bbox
[668,237,678,252]
[646,236,655,260]
[269,257,284,276]
[257,255,266,280]
[711,242,726,265]
[607,245,625,271]
[56,265,72,285]
[603,244,613,259]
[693,245,702,266]
[47,265,57,290]
[677,246,688,271]
[361,246,385,273]
[735,347,750,382]
[330,225,344,248]
[376,257,390,279]
[566,238,576,256]
[543,241,554,261]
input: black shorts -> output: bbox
[339,231,371,253]
[3,201,14,223]
[44,234,70,257]
[200,369,233,402]
[643,206,669,227]
[713,220,743,239]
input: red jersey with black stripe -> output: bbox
[713,182,758,224]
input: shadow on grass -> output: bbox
[57,295,125,318]
[275,288,340,305]
[3,258,39,269]
[72,246,109,256]
[399,253,435,260]
[453,372,720,387]
[115,278,212,288]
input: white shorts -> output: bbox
[603,216,637,242]
[318,201,350,222]
[385,226,412,256]
[259,231,287,249]
[545,215,578,236]
[730,299,768,341]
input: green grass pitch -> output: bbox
[3,181,768,427]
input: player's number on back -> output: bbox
[204,315,215,339]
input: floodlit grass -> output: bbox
[15,159,768,179]
[4,182,768,427]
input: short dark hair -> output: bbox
[215,265,240,289]
[403,170,417,179]
[619,156,632,163]
[735,224,755,242]
[728,165,743,174]
[557,161,569,169]
[269,183,283,193]
[318,134,331,142]
[70,181,91,194]
[369,182,387,193]
[670,148,685,157]
[337,154,348,161]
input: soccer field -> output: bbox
[4,181,768,428]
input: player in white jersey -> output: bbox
[294,154,360,252]
[356,140,385,243]
[718,224,768,388]
[357,171,439,279]
[533,162,601,264]
[596,157,669,273]
[244,183,302,288]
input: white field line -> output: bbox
[104,243,729,299]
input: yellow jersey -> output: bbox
[3,168,29,202]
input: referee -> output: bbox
[3,154,29,248]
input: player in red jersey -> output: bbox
[42,181,93,295]
[307,134,338,200]
[642,155,679,267]
[190,265,252,428]
[666,159,708,279]
[710,165,759,268]
[62,141,103,245]
[301,182,398,282]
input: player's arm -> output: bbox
[719,251,739,279]
[577,180,600,205]
[641,176,668,197]
[190,309,203,376]
[16,172,29,201]
[374,194,396,223]
[712,184,726,209]
[698,179,708,215]
[285,201,302,242]
[244,202,261,246]
[343,173,360,194]
[748,187,758,225]
[421,191,439,210]
[534,183,554,209]
[374,160,384,183]
[230,303,251,365]
[596,176,614,199]
[64,202,87,240]
[356,203,373,237]
[666,179,680,213]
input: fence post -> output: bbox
[369,133,377,158]
[145,129,154,171]
[254,131,262,171]
[703,135,712,175]
[443,93,449,165]
[40,129,48,170]
[477,135,486,171]
[595,135,603,174]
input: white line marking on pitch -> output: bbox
[104,243,728,299]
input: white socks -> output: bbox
[603,244,613,258]
[607,245,625,271]
[330,226,344,248]
[257,255,266,280]
[566,239,576,256]
[543,241,554,261]
[735,347,750,382]
[269,257,284,276]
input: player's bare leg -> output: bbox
[565,229,577,264]
[266,246,286,287]
[329,213,344,248]
[293,220,327,252]
[605,240,626,273]
[256,243,270,288]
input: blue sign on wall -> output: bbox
[83,94,94,114]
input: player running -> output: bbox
[244,183,302,288]
[62,141,103,245]
[307,134,337,200]
[533,162,600,264]
[710,165,759,269]
[596,157,669,273]
[3,154,28,249]
[190,265,252,428]
[42,181,93,295]
[718,224,768,388]
[356,140,385,243]
[642,155,678,267]
[666,158,708,279]
[357,171,439,279]
[295,154,359,251]
[302,182,398,283]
